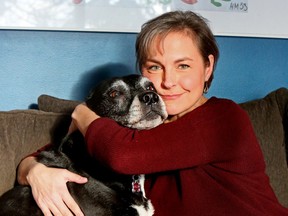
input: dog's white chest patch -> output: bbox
[131,200,155,216]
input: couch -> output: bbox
[0,88,288,207]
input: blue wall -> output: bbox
[0,30,287,111]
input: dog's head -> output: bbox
[85,74,168,130]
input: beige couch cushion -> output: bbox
[38,94,81,113]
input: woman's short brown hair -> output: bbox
[135,10,219,88]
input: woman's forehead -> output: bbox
[146,31,198,56]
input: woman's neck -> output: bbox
[164,96,209,123]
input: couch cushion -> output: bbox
[38,94,81,113]
[0,110,70,196]
[240,87,288,207]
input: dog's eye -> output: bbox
[109,90,120,98]
[146,85,155,91]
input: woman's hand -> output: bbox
[69,103,99,136]
[18,157,87,216]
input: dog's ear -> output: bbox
[85,87,104,113]
[85,79,105,108]
[85,78,116,116]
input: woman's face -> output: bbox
[141,31,214,119]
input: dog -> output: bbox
[0,74,168,216]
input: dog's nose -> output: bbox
[141,92,159,105]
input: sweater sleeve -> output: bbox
[26,143,53,158]
[85,98,262,175]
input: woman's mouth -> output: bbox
[160,93,182,100]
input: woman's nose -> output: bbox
[162,70,176,89]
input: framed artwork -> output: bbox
[0,0,287,38]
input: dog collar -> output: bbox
[132,175,141,193]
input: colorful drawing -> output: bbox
[158,0,173,4]
[211,0,231,7]
[181,0,198,4]
[181,0,233,7]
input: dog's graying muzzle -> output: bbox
[141,92,159,105]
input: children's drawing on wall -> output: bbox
[0,0,249,32]
[178,0,248,12]
[70,0,248,13]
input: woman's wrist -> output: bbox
[17,156,40,185]
[71,104,99,136]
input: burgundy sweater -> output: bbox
[85,97,288,216]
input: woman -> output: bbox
[17,11,288,215]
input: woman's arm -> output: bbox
[82,98,260,175]
[70,103,100,135]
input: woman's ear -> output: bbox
[205,54,215,81]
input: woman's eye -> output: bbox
[148,65,162,72]
[109,90,120,98]
[178,64,190,69]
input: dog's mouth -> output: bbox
[150,108,168,120]
[127,109,168,130]
[143,110,165,121]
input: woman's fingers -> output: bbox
[37,202,53,216]
[35,184,82,216]
[33,189,64,216]
[61,170,87,216]
[62,191,84,216]
[65,170,88,184]
[52,195,75,216]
